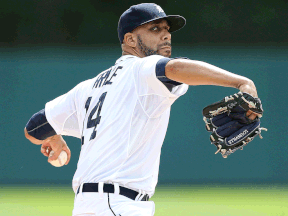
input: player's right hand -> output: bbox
[40,135,71,165]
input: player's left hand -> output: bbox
[40,135,71,165]
[25,128,71,165]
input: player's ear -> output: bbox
[123,33,137,48]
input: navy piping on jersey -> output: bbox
[26,109,56,140]
[155,57,186,91]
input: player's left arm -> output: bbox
[24,127,71,164]
[24,109,71,164]
[24,82,84,163]
[24,108,57,145]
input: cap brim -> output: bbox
[137,15,186,33]
[164,15,186,33]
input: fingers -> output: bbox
[40,144,51,157]
[48,147,61,162]
[40,135,71,165]
[247,113,257,120]
[246,110,258,120]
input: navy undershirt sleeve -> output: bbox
[26,109,56,140]
[155,57,189,91]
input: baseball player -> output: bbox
[24,3,260,215]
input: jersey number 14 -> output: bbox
[84,92,107,142]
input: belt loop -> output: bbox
[135,189,142,201]
[79,183,84,201]
[114,183,120,196]
[138,191,146,201]
[98,182,104,199]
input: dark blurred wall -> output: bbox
[0,0,287,45]
[0,0,287,184]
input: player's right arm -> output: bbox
[165,59,257,97]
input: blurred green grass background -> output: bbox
[1,185,287,216]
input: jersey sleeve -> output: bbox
[135,55,189,97]
[45,84,81,139]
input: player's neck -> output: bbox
[122,45,144,58]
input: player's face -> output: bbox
[134,19,172,57]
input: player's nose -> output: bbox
[162,30,171,41]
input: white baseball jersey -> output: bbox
[45,54,189,197]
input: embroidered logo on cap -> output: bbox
[155,5,164,13]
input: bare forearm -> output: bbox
[165,59,258,97]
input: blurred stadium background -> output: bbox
[1,0,287,215]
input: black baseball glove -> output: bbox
[202,92,267,158]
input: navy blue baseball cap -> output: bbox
[118,3,186,43]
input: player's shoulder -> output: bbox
[140,54,167,62]
[116,54,167,65]
[136,55,169,70]
[73,77,95,92]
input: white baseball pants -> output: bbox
[72,187,155,216]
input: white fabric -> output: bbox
[98,182,104,199]
[72,192,155,216]
[114,183,120,196]
[45,55,189,198]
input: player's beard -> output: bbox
[137,35,172,57]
